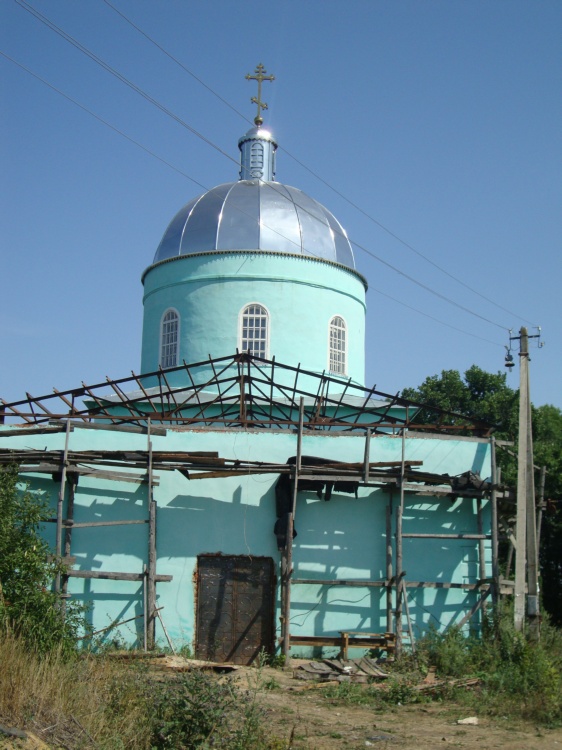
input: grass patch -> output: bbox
[322,611,562,727]
[0,626,152,748]
[0,628,288,749]
[415,613,562,725]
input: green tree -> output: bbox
[402,365,518,434]
[533,405,562,625]
[402,368,562,625]
[0,465,84,654]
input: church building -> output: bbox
[0,67,497,663]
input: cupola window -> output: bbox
[329,316,346,375]
[250,142,264,178]
[160,309,179,369]
[240,304,269,359]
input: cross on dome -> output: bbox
[245,63,275,126]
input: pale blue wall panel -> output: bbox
[1,424,491,652]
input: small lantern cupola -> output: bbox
[238,126,277,181]
[238,64,277,181]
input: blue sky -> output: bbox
[1,0,561,410]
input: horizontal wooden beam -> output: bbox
[288,634,395,650]
[291,579,489,590]
[0,425,72,437]
[47,518,149,528]
[65,520,149,529]
[13,462,158,485]
[67,570,172,582]
[402,533,490,540]
[292,578,387,588]
[51,420,167,437]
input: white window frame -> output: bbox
[328,315,347,375]
[160,308,180,369]
[238,303,270,359]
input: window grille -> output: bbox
[161,309,179,369]
[329,316,346,375]
[240,304,268,359]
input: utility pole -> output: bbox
[513,327,540,635]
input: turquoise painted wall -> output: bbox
[2,424,491,655]
[140,251,367,388]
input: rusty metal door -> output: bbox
[195,555,275,665]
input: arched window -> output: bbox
[240,304,269,359]
[329,316,346,375]
[160,309,179,369]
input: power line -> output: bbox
[101,0,250,125]
[13,0,239,169]
[368,284,502,347]
[0,51,208,191]
[348,236,508,330]
[2,49,503,352]
[280,148,538,326]
[98,0,536,328]
[0,51,322,261]
[14,0,514,333]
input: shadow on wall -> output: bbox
[46,473,486,643]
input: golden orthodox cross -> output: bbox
[245,63,275,126]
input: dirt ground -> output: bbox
[2,656,562,750]
[239,662,562,750]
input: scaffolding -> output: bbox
[1,352,493,433]
[0,353,511,655]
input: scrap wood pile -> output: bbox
[294,657,390,683]
[106,651,238,674]
[293,659,481,693]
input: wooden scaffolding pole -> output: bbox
[490,437,500,608]
[60,475,76,614]
[363,428,371,483]
[476,497,488,622]
[147,419,157,649]
[395,415,407,657]
[536,465,546,553]
[386,496,393,633]
[55,419,71,594]
[282,398,304,661]
[476,498,486,581]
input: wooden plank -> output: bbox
[0,425,72,437]
[61,477,76,613]
[62,520,149,528]
[395,503,403,657]
[453,586,493,630]
[55,420,71,594]
[67,570,172,582]
[292,578,387,587]
[386,499,393,632]
[404,581,489,590]
[13,462,158,485]
[363,429,371,483]
[490,438,500,607]
[402,533,490,540]
[289,635,392,648]
[356,658,390,678]
[147,425,157,650]
[82,607,165,639]
[284,577,487,591]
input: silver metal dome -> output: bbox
[154,180,355,268]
